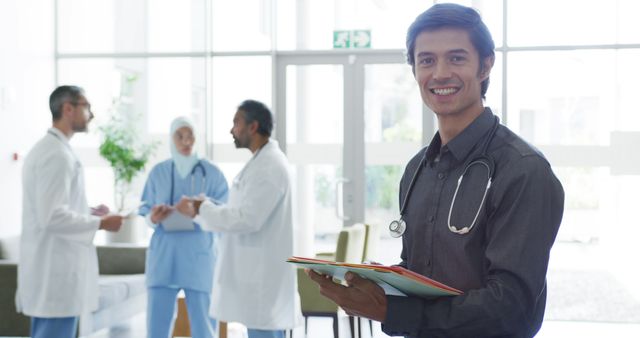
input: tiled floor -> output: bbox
[84,313,640,338]
[76,238,640,338]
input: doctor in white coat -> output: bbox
[177,100,301,338]
[16,85,124,338]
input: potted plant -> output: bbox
[99,112,156,213]
[98,74,157,242]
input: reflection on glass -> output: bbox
[485,52,502,119]
[212,0,271,51]
[277,0,434,50]
[553,167,603,244]
[58,58,206,147]
[58,58,143,147]
[617,1,640,44]
[147,0,206,52]
[286,65,343,144]
[58,0,116,53]
[148,58,206,134]
[545,167,640,325]
[286,64,344,235]
[364,64,420,143]
[211,56,272,143]
[363,64,421,234]
[615,50,640,131]
[365,165,403,231]
[507,51,615,145]
[58,0,206,53]
[508,0,619,46]
[297,165,343,234]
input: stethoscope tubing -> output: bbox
[170,161,206,204]
[390,116,500,237]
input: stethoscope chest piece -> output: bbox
[389,218,406,238]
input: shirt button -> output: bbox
[429,215,435,223]
[426,259,432,267]
[438,172,445,179]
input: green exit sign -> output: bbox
[333,30,371,49]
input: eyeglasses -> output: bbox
[71,101,94,118]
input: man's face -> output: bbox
[69,95,94,132]
[230,110,252,149]
[173,126,195,156]
[413,28,493,119]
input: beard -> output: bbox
[233,135,249,149]
[72,121,88,132]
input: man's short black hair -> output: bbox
[406,3,495,98]
[49,85,85,121]
[237,99,273,137]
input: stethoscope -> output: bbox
[169,161,206,204]
[389,117,500,238]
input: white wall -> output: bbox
[0,0,55,236]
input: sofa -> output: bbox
[0,236,147,337]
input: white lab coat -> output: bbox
[196,140,302,330]
[16,128,101,317]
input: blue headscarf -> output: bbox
[170,116,199,179]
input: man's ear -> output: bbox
[60,101,74,120]
[479,55,495,80]
[248,120,259,135]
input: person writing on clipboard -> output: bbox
[138,116,228,338]
[175,100,301,338]
[305,4,564,338]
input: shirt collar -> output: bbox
[48,127,71,145]
[426,108,496,164]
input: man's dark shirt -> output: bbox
[383,108,564,338]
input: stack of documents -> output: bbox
[288,256,462,297]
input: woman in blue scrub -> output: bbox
[139,117,228,338]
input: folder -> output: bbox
[287,256,462,298]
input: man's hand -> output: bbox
[150,204,172,224]
[99,215,124,232]
[90,204,110,217]
[306,269,388,322]
[175,197,196,218]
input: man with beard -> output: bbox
[16,85,124,338]
[177,100,301,338]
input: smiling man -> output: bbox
[306,4,565,338]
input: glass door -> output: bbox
[276,51,429,260]
[276,54,352,256]
[358,57,429,264]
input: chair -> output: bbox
[297,224,366,338]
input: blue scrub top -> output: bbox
[139,159,229,292]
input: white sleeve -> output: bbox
[196,178,284,234]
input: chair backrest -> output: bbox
[361,223,380,263]
[333,224,365,263]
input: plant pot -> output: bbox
[106,215,141,243]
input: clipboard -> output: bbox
[161,210,195,231]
